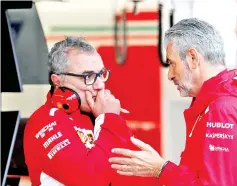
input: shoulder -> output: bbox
[24,105,67,137]
[209,96,237,112]
[207,96,237,123]
[26,105,51,125]
[27,104,69,123]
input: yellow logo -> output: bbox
[74,127,94,148]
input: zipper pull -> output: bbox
[189,115,202,137]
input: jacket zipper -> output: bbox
[189,114,202,137]
[188,106,209,137]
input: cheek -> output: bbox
[174,65,185,80]
[171,66,179,79]
[76,90,89,110]
[75,86,92,106]
[75,87,88,102]
[72,80,90,93]
[68,80,92,103]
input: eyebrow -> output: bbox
[82,67,106,74]
[82,70,94,74]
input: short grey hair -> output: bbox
[164,18,226,66]
[48,36,96,85]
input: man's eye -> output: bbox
[169,62,175,67]
[86,74,95,80]
[85,74,91,79]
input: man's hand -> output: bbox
[86,89,121,117]
[109,137,166,177]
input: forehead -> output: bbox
[67,52,104,72]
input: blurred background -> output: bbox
[1,0,237,185]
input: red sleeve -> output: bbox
[33,111,133,186]
[157,97,237,185]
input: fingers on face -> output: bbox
[99,89,121,105]
[85,91,94,109]
[96,89,105,100]
[105,90,115,100]
[104,89,119,101]
[104,89,111,95]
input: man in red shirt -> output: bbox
[109,18,237,185]
[23,36,155,186]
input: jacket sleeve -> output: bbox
[157,97,237,186]
[33,110,133,186]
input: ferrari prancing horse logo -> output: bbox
[74,126,94,148]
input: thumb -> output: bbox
[96,89,105,100]
[85,91,94,110]
[131,137,153,151]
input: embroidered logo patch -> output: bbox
[74,126,94,148]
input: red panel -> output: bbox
[98,46,162,152]
[116,12,159,21]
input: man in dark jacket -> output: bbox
[109,18,237,186]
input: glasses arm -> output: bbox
[59,72,86,78]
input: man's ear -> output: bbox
[187,48,200,69]
[51,74,61,87]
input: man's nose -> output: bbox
[168,67,174,81]
[92,77,105,90]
